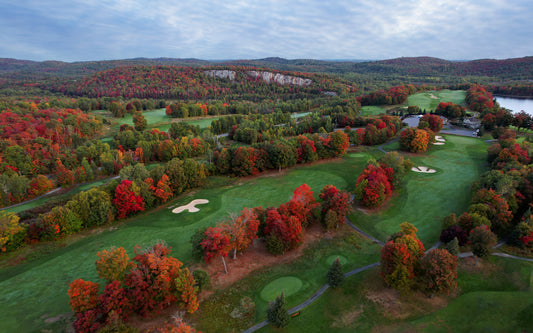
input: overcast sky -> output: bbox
[0,0,532,62]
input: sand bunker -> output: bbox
[429,94,439,99]
[411,166,436,173]
[435,136,446,142]
[172,199,209,213]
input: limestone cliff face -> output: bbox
[203,69,236,80]
[247,71,312,86]
[203,69,313,86]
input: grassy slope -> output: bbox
[0,152,371,332]
[350,135,488,245]
[258,257,533,333]
[400,257,533,333]
[406,90,466,111]
[360,106,386,116]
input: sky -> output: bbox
[0,0,532,62]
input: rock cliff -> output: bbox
[247,71,312,86]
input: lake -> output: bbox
[495,96,533,116]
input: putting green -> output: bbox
[260,277,303,301]
[325,255,348,266]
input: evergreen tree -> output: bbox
[327,257,345,288]
[267,293,289,328]
[445,237,459,256]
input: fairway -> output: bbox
[0,152,371,332]
[351,135,488,245]
[360,106,386,116]
[406,90,466,111]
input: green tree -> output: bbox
[190,226,208,260]
[267,293,290,328]
[327,257,345,288]
[192,269,211,292]
[67,188,114,227]
[0,211,26,252]
[445,237,460,257]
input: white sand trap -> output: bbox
[435,136,445,142]
[172,199,209,213]
[433,142,445,145]
[429,94,439,99]
[411,166,436,173]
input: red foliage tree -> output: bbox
[55,158,75,187]
[201,226,230,274]
[399,128,430,153]
[278,184,318,227]
[124,243,183,316]
[419,248,458,294]
[68,279,100,313]
[319,185,351,228]
[222,208,260,259]
[420,114,443,132]
[112,179,145,219]
[98,280,132,321]
[380,223,425,292]
[149,174,173,202]
[27,174,54,197]
[354,164,394,208]
[264,208,303,251]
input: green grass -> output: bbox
[260,277,303,301]
[351,135,488,245]
[406,90,466,111]
[360,106,386,116]
[257,256,533,333]
[399,257,533,333]
[0,152,372,332]
[112,108,168,128]
[291,111,314,119]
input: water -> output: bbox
[495,96,533,116]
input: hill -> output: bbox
[2,56,532,81]
[45,65,355,100]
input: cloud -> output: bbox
[0,0,532,61]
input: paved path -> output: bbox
[1,176,121,212]
[1,187,63,210]
[344,217,385,246]
[492,252,533,262]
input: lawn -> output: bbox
[360,106,386,116]
[112,108,169,128]
[399,257,533,332]
[350,135,488,245]
[0,152,371,332]
[406,90,466,111]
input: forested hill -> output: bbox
[1,56,532,81]
[351,56,533,80]
[45,65,356,100]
